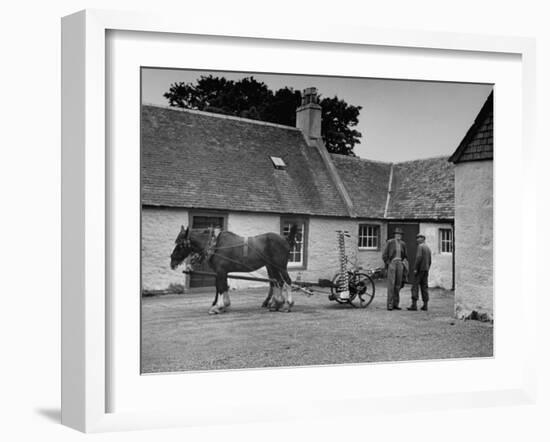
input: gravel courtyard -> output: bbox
[141,282,493,373]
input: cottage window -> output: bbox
[358,224,380,250]
[281,218,307,268]
[439,228,453,253]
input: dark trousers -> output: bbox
[411,270,429,304]
[386,259,404,309]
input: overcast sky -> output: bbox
[142,68,492,162]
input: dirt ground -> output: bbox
[141,281,493,373]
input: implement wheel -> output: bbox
[330,272,375,308]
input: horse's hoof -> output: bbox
[209,306,225,315]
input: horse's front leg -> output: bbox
[262,284,273,308]
[281,271,294,312]
[281,283,294,312]
[209,273,230,315]
[269,284,285,311]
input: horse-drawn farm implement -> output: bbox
[179,230,381,309]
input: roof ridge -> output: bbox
[394,155,452,164]
[330,154,391,165]
[142,103,302,131]
[331,154,451,165]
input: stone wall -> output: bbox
[419,222,454,290]
[141,209,384,292]
[454,161,493,320]
[356,221,387,272]
[141,209,457,294]
[141,207,189,292]
[294,217,357,282]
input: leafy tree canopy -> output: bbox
[164,75,362,155]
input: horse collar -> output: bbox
[205,229,220,260]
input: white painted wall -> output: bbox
[356,222,388,272]
[142,209,396,292]
[141,207,189,291]
[419,222,454,290]
[454,161,493,319]
[142,210,456,293]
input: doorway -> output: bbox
[387,223,419,268]
[189,213,227,288]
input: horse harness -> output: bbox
[189,230,290,278]
[242,237,250,257]
[193,229,251,264]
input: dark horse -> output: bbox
[170,225,298,314]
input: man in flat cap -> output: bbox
[407,233,432,311]
[382,227,408,310]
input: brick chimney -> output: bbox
[296,87,322,146]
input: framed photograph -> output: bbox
[61,9,536,432]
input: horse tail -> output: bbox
[286,224,298,248]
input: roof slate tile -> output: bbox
[449,91,493,163]
[386,157,455,220]
[330,155,391,218]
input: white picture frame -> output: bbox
[61,9,537,433]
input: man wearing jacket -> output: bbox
[407,233,432,311]
[382,227,408,311]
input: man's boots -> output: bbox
[407,301,418,311]
[420,302,428,311]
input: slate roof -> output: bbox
[142,104,455,220]
[330,155,391,218]
[386,157,455,220]
[449,91,493,163]
[141,105,350,216]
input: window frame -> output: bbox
[358,223,381,251]
[439,228,453,254]
[188,210,228,231]
[280,217,308,270]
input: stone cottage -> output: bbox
[449,91,494,320]
[141,88,455,294]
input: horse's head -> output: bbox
[170,225,213,270]
[170,225,193,270]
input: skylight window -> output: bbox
[270,156,287,170]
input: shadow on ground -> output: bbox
[35,408,61,423]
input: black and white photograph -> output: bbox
[5,0,550,439]
[140,69,494,374]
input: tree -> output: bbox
[320,96,362,156]
[164,75,362,155]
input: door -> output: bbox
[189,214,227,288]
[387,223,419,278]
